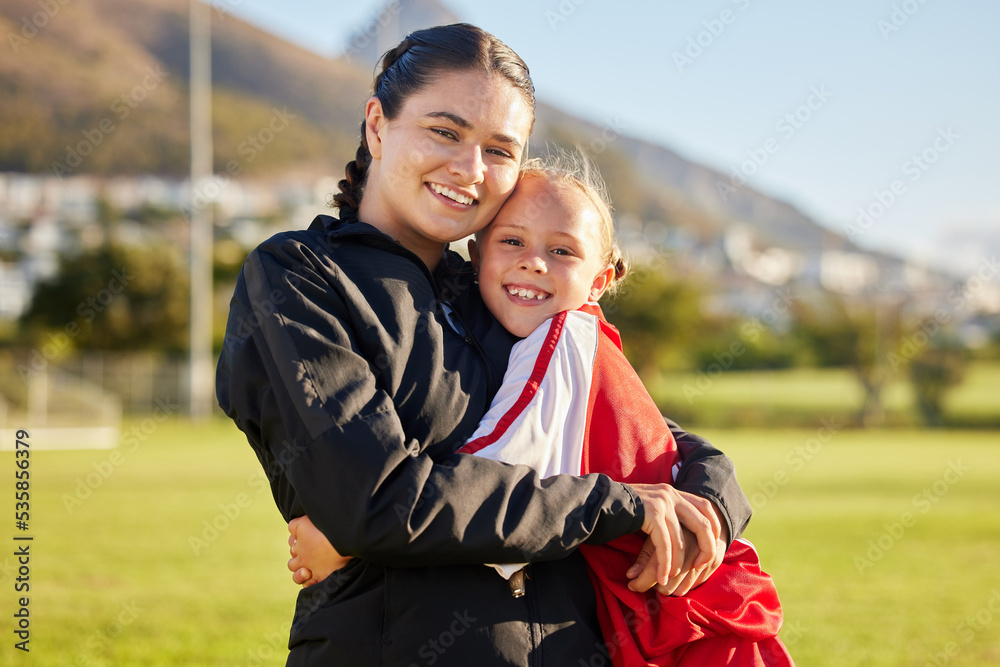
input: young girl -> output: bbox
[290,155,794,666]
[462,157,794,666]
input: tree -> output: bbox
[19,243,190,352]
[908,345,965,426]
[602,260,709,378]
[792,292,904,426]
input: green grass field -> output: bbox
[1,419,998,665]
[650,361,1000,428]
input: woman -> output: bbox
[217,23,751,665]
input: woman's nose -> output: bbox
[449,144,486,184]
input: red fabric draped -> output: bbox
[579,308,794,666]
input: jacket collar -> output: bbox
[308,214,389,241]
[308,214,471,290]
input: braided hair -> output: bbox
[332,24,535,221]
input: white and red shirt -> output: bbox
[460,305,793,666]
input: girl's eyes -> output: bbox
[431,128,458,140]
[499,238,576,257]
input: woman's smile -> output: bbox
[427,182,477,207]
[358,69,532,269]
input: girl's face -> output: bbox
[471,175,614,338]
[359,70,533,269]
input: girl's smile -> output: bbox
[471,173,614,338]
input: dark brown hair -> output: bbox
[332,24,535,220]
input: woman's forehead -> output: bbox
[401,70,532,140]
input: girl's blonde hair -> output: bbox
[518,148,628,295]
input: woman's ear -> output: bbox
[364,97,387,159]
[589,264,615,301]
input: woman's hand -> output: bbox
[287,515,353,587]
[656,493,728,596]
[624,485,722,592]
[653,526,726,596]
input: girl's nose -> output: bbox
[520,254,546,273]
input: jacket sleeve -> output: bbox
[216,239,644,568]
[667,418,752,546]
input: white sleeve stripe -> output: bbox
[460,310,601,480]
[459,313,568,455]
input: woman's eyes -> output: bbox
[429,129,515,160]
[486,147,515,160]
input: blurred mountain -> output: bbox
[0,0,951,296]
[342,0,461,65]
[0,0,370,176]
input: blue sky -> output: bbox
[225,0,999,276]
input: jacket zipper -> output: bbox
[508,567,527,598]
[460,326,498,402]
[524,564,541,667]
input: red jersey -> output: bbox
[460,305,794,666]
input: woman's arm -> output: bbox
[217,234,644,568]
[667,418,752,547]
[623,420,750,594]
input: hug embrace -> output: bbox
[217,22,794,666]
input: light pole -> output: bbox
[188,0,214,419]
